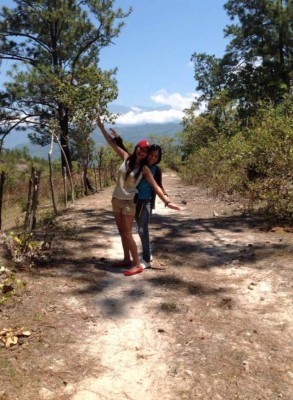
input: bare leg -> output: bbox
[120,214,141,268]
[113,212,142,274]
[113,212,132,264]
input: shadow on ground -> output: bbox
[149,212,292,269]
[25,201,291,319]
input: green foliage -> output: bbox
[0,148,47,200]
[1,232,46,267]
[189,0,293,121]
[0,0,131,168]
[190,53,225,102]
[37,210,56,227]
[180,100,293,222]
[181,1,293,223]
[0,147,47,167]
[148,135,181,170]
[181,115,219,157]
[244,101,293,219]
[180,132,250,194]
[0,265,25,304]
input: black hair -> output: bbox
[148,144,162,164]
[125,146,148,181]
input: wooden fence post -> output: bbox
[0,171,6,230]
[48,130,58,215]
[31,170,41,230]
[98,148,103,189]
[62,167,68,209]
[93,163,98,192]
[24,167,41,231]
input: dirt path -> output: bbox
[68,207,174,400]
[1,171,293,400]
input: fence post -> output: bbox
[98,148,103,189]
[0,171,6,230]
[31,170,41,230]
[24,167,34,231]
[24,167,41,231]
[93,163,98,192]
[48,129,58,215]
[62,166,68,209]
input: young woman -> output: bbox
[97,116,180,276]
[135,144,167,268]
[111,131,167,268]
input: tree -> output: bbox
[223,0,293,105]
[0,0,130,170]
[148,135,181,171]
[190,53,226,104]
[189,0,293,122]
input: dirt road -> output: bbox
[0,171,292,400]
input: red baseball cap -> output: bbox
[136,140,150,148]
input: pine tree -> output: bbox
[0,0,130,169]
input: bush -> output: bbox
[180,100,293,223]
[180,132,250,196]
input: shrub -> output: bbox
[180,99,293,223]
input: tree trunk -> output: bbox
[277,0,289,88]
[58,104,73,172]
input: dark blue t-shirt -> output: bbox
[137,165,158,200]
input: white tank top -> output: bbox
[112,160,144,200]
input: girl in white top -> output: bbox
[97,116,180,276]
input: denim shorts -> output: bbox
[112,197,136,216]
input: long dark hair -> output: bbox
[125,146,148,181]
[149,144,162,164]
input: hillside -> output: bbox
[5,121,182,159]
[93,121,182,145]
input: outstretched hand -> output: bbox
[109,128,120,138]
[166,202,181,211]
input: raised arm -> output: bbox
[97,116,129,161]
[110,128,130,154]
[143,166,181,210]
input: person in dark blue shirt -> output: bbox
[111,132,169,269]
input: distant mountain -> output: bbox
[3,104,183,159]
[93,122,182,146]
[3,130,29,149]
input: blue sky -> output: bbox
[0,0,230,125]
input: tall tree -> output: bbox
[223,0,293,104]
[190,53,226,103]
[190,0,293,122]
[0,0,130,169]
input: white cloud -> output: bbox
[116,90,198,125]
[116,108,183,125]
[151,90,196,110]
[130,106,144,113]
